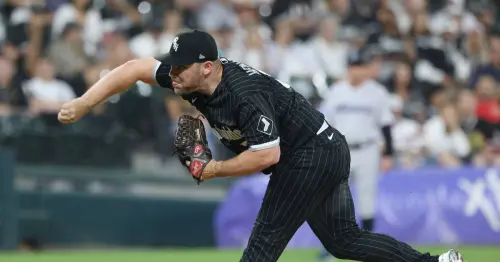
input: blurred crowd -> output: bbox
[0,0,499,170]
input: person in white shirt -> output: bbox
[23,59,76,115]
[429,0,482,37]
[319,49,394,247]
[51,0,104,57]
[226,27,268,72]
[129,10,183,58]
[308,15,349,82]
[423,103,471,168]
[389,94,425,169]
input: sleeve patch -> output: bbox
[257,115,273,136]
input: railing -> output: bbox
[0,148,237,250]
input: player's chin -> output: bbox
[174,88,190,95]
[174,86,196,95]
[173,85,185,94]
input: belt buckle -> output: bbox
[349,144,361,150]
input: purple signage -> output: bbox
[213,167,500,249]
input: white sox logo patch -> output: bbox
[257,115,273,136]
[172,37,179,52]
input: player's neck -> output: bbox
[199,63,224,96]
[348,78,366,87]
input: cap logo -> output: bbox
[350,52,359,60]
[199,54,205,59]
[172,37,179,52]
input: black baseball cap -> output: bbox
[159,29,219,66]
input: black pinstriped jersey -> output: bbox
[154,57,328,161]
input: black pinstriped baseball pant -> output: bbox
[240,127,440,262]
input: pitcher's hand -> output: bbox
[58,98,91,124]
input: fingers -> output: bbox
[58,106,76,124]
[58,111,71,124]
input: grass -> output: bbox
[0,246,498,261]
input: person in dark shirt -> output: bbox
[469,33,500,88]
[57,29,464,262]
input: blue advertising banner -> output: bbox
[214,167,500,249]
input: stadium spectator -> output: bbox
[197,0,238,33]
[389,0,428,35]
[48,22,88,78]
[457,89,486,151]
[476,75,500,118]
[318,0,378,48]
[226,26,268,71]
[128,19,165,58]
[0,57,15,116]
[464,30,489,70]
[52,0,103,56]
[308,15,349,82]
[48,22,90,97]
[232,1,272,49]
[0,0,498,170]
[212,24,236,57]
[128,8,184,58]
[410,10,455,102]
[160,8,185,50]
[429,0,482,37]
[454,88,500,165]
[386,57,426,118]
[390,94,425,169]
[22,58,76,116]
[469,33,500,87]
[265,19,293,77]
[366,7,406,83]
[423,102,471,167]
[98,0,143,38]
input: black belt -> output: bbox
[348,140,375,150]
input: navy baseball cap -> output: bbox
[347,50,366,66]
[347,45,381,66]
[159,29,219,66]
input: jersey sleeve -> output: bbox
[238,93,280,151]
[153,59,173,89]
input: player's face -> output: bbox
[367,58,381,78]
[169,63,203,95]
[348,65,365,80]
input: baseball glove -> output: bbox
[173,115,213,184]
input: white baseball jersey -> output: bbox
[319,79,394,219]
[319,79,394,144]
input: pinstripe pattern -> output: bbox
[242,134,439,262]
[240,140,337,262]
[154,58,440,262]
[153,58,326,157]
[207,58,326,156]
